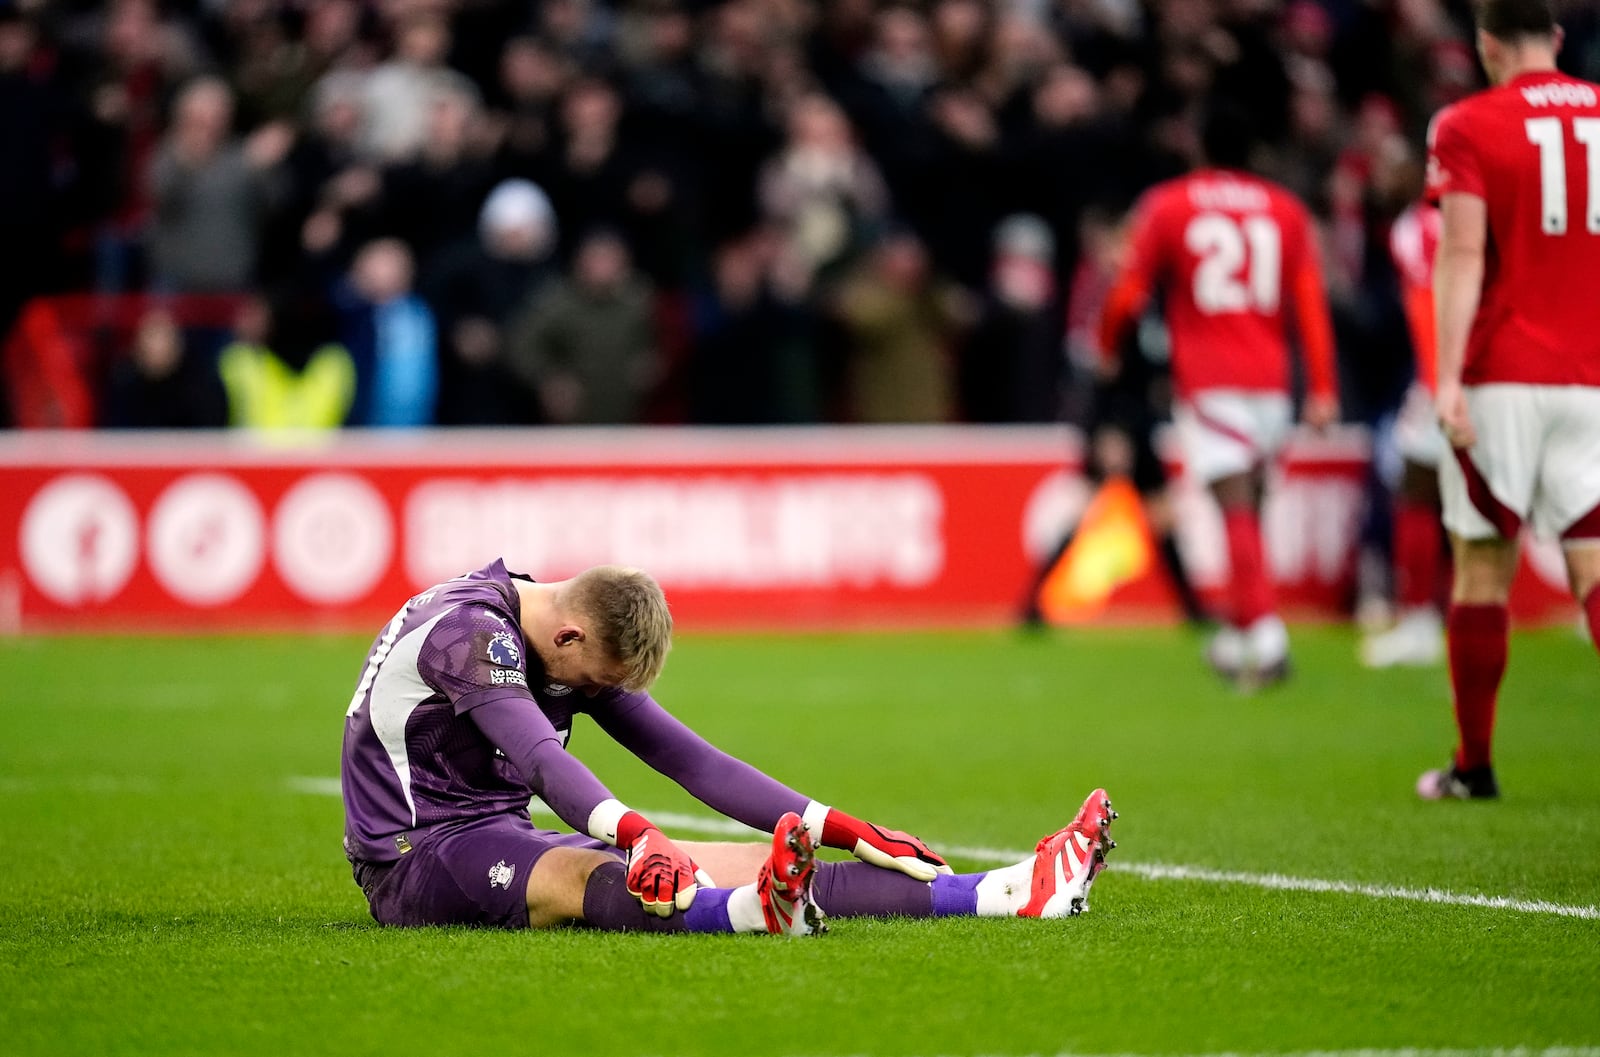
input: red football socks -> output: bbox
[1447,603,1509,772]
[1393,500,1443,610]
[1222,506,1273,628]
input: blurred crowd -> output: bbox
[3,0,1600,431]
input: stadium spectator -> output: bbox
[374,74,496,268]
[264,69,375,286]
[217,289,354,431]
[221,0,340,128]
[102,308,227,429]
[686,227,818,425]
[758,92,890,295]
[1416,0,1600,801]
[421,178,557,426]
[959,213,1063,424]
[1097,104,1340,688]
[839,3,938,195]
[77,0,207,293]
[916,83,1008,289]
[338,239,437,429]
[833,227,972,423]
[146,77,293,293]
[341,558,1118,932]
[489,35,571,178]
[0,0,1534,437]
[506,228,657,425]
[0,5,70,346]
[359,13,456,164]
[543,75,687,286]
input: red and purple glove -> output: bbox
[616,811,699,916]
[804,802,952,881]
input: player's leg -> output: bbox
[359,816,606,929]
[1541,385,1600,655]
[1565,541,1600,653]
[1177,403,1261,680]
[562,815,827,935]
[1420,386,1536,799]
[1178,391,1289,685]
[1363,457,1447,667]
[1394,383,1449,616]
[1416,532,1517,801]
[1133,415,1210,627]
[1146,489,1210,626]
[784,789,1118,920]
[1210,468,1285,683]
[671,835,952,917]
[672,840,767,886]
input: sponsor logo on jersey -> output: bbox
[542,682,573,697]
[486,631,522,667]
[490,668,527,687]
[395,834,413,855]
[488,860,516,890]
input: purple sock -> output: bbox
[930,872,983,917]
[811,861,934,918]
[682,887,733,933]
[582,861,735,933]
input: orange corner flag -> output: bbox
[1038,477,1155,623]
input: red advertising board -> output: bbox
[0,427,1576,633]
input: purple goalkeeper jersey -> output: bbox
[341,559,811,865]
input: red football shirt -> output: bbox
[1389,202,1441,391]
[1427,70,1600,386]
[1098,168,1337,399]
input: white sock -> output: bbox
[726,883,766,933]
[974,859,1034,916]
[1246,614,1288,667]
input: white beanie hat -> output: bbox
[479,179,557,248]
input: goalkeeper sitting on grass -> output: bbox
[341,559,1117,935]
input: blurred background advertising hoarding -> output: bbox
[0,427,1576,634]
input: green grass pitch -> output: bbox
[2,625,1597,1057]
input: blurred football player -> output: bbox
[1021,206,1210,630]
[1361,143,1449,669]
[342,560,1117,934]
[1417,0,1600,800]
[1098,105,1340,687]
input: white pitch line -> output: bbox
[286,778,1600,921]
[839,1050,1600,1057]
[1112,862,1600,921]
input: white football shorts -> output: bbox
[1439,384,1600,541]
[1394,382,1446,469]
[1173,389,1293,484]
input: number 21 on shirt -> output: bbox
[1525,116,1600,235]
[1185,213,1282,314]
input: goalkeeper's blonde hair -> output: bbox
[562,565,673,692]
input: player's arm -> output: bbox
[1432,191,1487,449]
[1095,202,1160,376]
[1288,220,1340,429]
[468,701,699,916]
[1424,107,1485,449]
[1399,280,1438,391]
[593,692,952,881]
[425,609,699,915]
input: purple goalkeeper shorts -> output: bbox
[357,814,622,929]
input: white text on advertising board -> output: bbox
[405,475,946,589]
